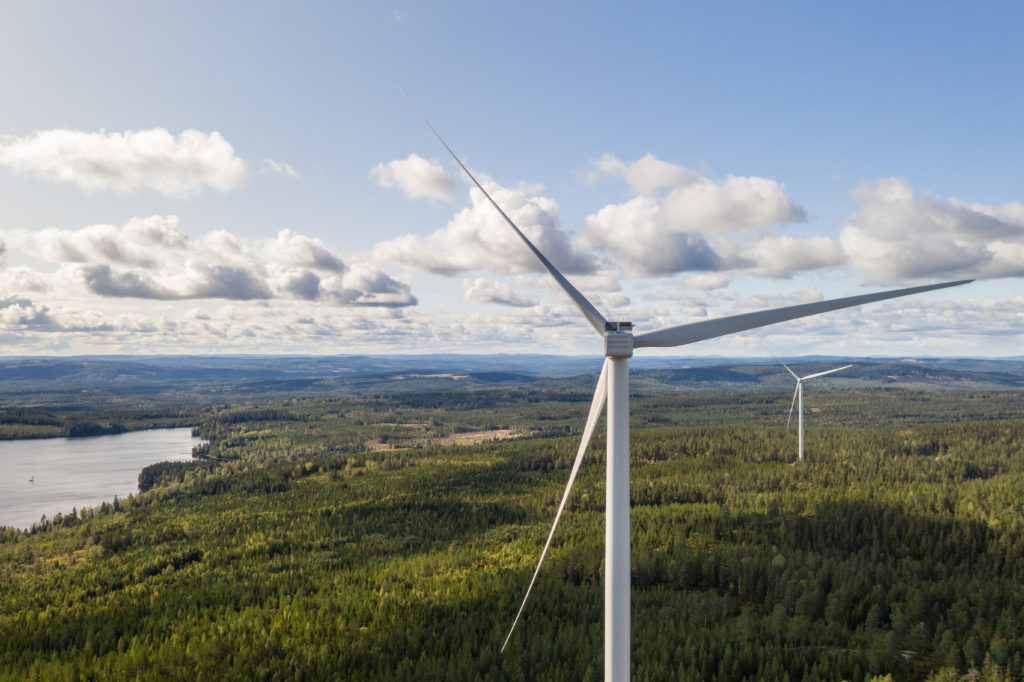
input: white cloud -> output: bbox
[681,272,731,290]
[590,153,694,195]
[375,175,597,275]
[660,175,805,232]
[0,267,49,294]
[122,215,189,248]
[596,291,631,312]
[73,264,177,300]
[741,235,846,277]
[839,178,1024,281]
[589,154,804,232]
[1,218,415,307]
[371,153,454,201]
[583,196,729,276]
[0,296,58,329]
[736,286,824,310]
[0,282,1001,356]
[11,219,183,267]
[462,278,537,307]
[166,262,272,299]
[375,151,816,285]
[328,264,417,307]
[65,260,276,301]
[0,296,117,333]
[0,128,248,197]
[582,154,806,277]
[271,268,322,301]
[264,229,346,271]
[262,158,299,177]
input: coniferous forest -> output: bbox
[1,385,1023,680]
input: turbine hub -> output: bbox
[604,321,633,358]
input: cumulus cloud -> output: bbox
[1,218,415,307]
[0,295,502,354]
[0,267,49,294]
[741,235,846,277]
[70,260,276,301]
[123,215,189,248]
[583,196,728,276]
[75,265,177,299]
[371,153,455,201]
[171,262,276,300]
[0,128,248,197]
[10,217,187,267]
[373,150,818,285]
[590,153,695,195]
[262,158,299,177]
[839,178,1024,281]
[0,282,998,356]
[659,175,805,233]
[582,154,806,277]
[736,286,825,310]
[589,153,804,231]
[0,296,58,329]
[462,278,537,307]
[375,175,597,275]
[324,264,417,307]
[681,272,731,290]
[273,269,322,300]
[0,296,115,333]
[264,229,346,271]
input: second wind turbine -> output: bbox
[782,361,852,462]
[405,93,972,682]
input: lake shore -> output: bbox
[0,427,204,530]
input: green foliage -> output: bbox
[1,389,1023,680]
[0,405,199,440]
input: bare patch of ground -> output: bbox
[363,428,521,451]
[437,429,518,446]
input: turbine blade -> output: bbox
[501,359,609,652]
[800,364,853,381]
[632,280,972,349]
[761,345,799,380]
[403,92,608,336]
[786,382,799,429]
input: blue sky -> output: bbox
[1,1,1022,356]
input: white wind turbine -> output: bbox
[405,95,971,681]
[780,360,852,462]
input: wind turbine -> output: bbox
[404,95,971,681]
[779,361,852,462]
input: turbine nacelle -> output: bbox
[604,321,634,358]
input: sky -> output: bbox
[1,1,1023,357]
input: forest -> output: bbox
[1,381,1022,680]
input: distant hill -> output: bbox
[1,354,1023,405]
[628,361,1024,392]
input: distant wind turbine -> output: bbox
[779,361,852,462]
[404,92,972,681]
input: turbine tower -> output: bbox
[781,361,852,462]
[405,95,971,682]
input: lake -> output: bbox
[0,428,204,530]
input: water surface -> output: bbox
[0,428,202,530]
